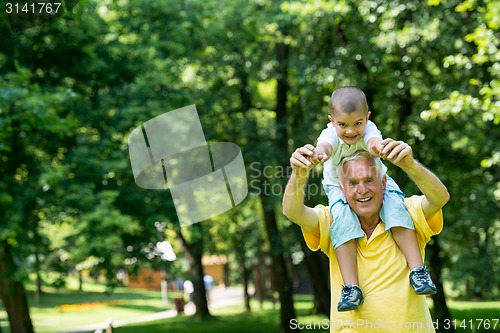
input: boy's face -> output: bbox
[328,110,370,145]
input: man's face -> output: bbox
[340,158,386,221]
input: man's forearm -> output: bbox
[282,168,318,231]
[403,159,450,215]
[282,169,309,220]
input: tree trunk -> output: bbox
[34,249,42,305]
[236,244,252,313]
[78,270,84,292]
[428,238,454,333]
[260,196,298,333]
[253,252,266,309]
[292,227,330,316]
[233,223,252,313]
[0,241,35,333]
[177,225,211,318]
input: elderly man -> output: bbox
[282,139,449,333]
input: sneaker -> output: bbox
[337,284,364,312]
[409,266,437,295]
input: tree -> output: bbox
[0,67,76,333]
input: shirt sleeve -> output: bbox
[363,120,383,143]
[404,195,444,246]
[301,205,333,255]
[317,123,337,146]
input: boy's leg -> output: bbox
[335,240,358,285]
[381,177,436,295]
[325,185,364,311]
[391,227,423,269]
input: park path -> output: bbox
[56,286,244,333]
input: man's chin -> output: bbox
[351,203,381,217]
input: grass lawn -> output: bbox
[1,282,499,333]
[115,297,500,333]
[0,276,182,333]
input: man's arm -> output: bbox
[380,138,450,219]
[282,144,319,232]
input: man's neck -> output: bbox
[359,216,381,239]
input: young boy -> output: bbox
[313,86,436,312]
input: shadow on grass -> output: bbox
[112,303,169,312]
[25,288,168,309]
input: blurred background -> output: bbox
[0,0,498,332]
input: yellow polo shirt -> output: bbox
[302,195,443,333]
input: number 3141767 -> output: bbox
[443,319,499,330]
[5,2,62,14]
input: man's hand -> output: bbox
[379,138,415,170]
[290,144,316,171]
[380,138,449,218]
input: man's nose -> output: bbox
[356,182,367,193]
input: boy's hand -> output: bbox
[311,149,329,164]
[370,143,383,157]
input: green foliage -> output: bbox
[0,2,498,327]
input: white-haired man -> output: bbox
[282,139,449,333]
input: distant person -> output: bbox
[204,274,214,304]
[183,280,194,304]
[283,140,449,332]
[176,277,184,291]
[312,86,436,311]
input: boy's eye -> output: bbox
[355,122,362,126]
[338,123,346,127]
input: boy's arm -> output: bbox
[282,144,320,232]
[364,121,383,157]
[380,139,450,219]
[366,137,382,157]
[312,141,333,163]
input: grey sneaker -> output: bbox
[409,266,437,295]
[337,284,364,312]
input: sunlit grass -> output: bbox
[1,283,499,333]
[0,275,181,333]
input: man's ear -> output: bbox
[382,174,387,188]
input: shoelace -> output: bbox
[413,269,429,282]
[340,286,355,301]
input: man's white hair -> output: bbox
[338,151,384,182]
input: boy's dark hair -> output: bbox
[330,86,369,116]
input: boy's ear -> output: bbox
[367,111,371,120]
[328,114,333,123]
